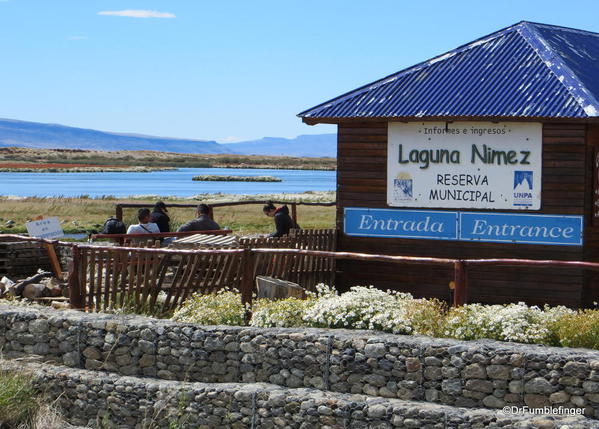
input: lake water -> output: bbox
[0,168,336,198]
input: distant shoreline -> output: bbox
[0,147,337,171]
[192,175,282,182]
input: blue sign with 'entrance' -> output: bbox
[344,208,583,246]
[460,212,583,246]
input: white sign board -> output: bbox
[387,122,542,210]
[26,217,64,239]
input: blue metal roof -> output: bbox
[299,22,599,122]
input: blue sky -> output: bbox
[0,1,598,142]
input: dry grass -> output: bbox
[0,193,336,235]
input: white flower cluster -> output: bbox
[302,285,424,334]
[443,302,574,344]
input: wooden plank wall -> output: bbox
[335,121,589,307]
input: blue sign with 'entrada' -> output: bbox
[344,208,583,246]
[344,208,458,240]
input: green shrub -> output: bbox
[0,370,39,427]
[552,309,599,349]
[251,296,315,328]
[172,289,246,326]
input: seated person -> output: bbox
[127,208,160,234]
[150,201,170,232]
[263,202,297,237]
[177,204,220,232]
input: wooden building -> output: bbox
[299,21,599,307]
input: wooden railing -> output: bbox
[90,229,232,246]
[114,200,336,225]
[69,244,246,314]
[4,233,599,318]
[240,229,337,289]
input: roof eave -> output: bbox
[301,115,599,125]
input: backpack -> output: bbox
[101,217,126,234]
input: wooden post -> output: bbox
[208,205,215,220]
[240,248,256,324]
[115,204,123,221]
[291,203,297,225]
[43,241,63,279]
[453,260,467,307]
[68,245,85,309]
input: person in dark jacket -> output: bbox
[263,202,297,238]
[177,204,220,232]
[150,201,170,232]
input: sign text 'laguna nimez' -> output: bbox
[387,122,542,210]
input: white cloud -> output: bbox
[98,10,175,19]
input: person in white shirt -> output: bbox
[127,208,160,235]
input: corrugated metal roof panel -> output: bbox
[299,21,599,121]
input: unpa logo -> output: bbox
[513,171,533,207]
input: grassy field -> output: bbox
[0,147,336,170]
[0,192,336,236]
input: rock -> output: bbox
[364,343,386,358]
[486,365,510,380]
[508,380,523,394]
[524,394,550,408]
[442,379,462,396]
[29,319,49,334]
[82,346,101,360]
[482,395,505,408]
[465,379,494,393]
[462,363,486,379]
[405,357,421,372]
[22,283,45,299]
[524,377,554,395]
[563,362,588,378]
[549,391,569,404]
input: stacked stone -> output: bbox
[0,360,595,429]
[2,305,599,422]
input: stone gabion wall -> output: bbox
[2,305,599,419]
[1,360,595,429]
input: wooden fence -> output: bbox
[7,233,599,318]
[69,245,246,314]
[240,229,336,289]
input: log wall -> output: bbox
[335,121,592,307]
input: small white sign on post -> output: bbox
[26,217,64,239]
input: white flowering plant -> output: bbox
[441,302,574,344]
[168,284,599,351]
[302,285,445,335]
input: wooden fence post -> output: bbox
[240,248,256,324]
[208,205,215,220]
[115,204,123,221]
[43,241,63,279]
[68,244,85,309]
[453,260,468,307]
[291,203,298,225]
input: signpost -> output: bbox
[26,217,64,278]
[25,217,64,240]
[387,122,542,210]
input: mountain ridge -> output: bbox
[0,118,336,158]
